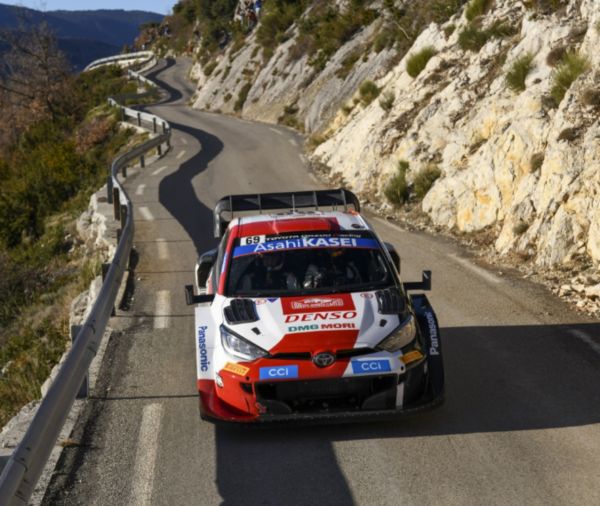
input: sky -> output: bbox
[0,0,175,15]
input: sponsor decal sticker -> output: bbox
[287,322,356,332]
[197,326,210,372]
[254,299,267,305]
[241,235,266,245]
[282,293,355,314]
[259,365,299,380]
[232,236,379,258]
[360,293,374,299]
[425,311,440,356]
[284,311,357,323]
[223,362,250,376]
[401,350,424,365]
[351,359,392,374]
[291,297,345,310]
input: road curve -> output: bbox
[42,58,600,506]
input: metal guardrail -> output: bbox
[0,52,170,506]
[83,50,155,72]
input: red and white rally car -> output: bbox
[185,189,444,423]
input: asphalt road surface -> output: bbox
[42,58,600,506]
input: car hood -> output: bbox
[221,292,402,354]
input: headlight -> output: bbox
[377,315,417,352]
[220,326,268,361]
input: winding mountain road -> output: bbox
[42,58,600,506]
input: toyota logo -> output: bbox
[313,352,336,368]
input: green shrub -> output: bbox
[581,87,600,108]
[530,152,544,172]
[413,165,441,199]
[550,51,590,106]
[256,0,309,55]
[203,60,218,76]
[444,24,456,37]
[505,53,535,92]
[359,80,380,105]
[406,46,437,77]
[458,25,491,51]
[458,21,516,52]
[373,27,395,52]
[384,160,410,206]
[234,82,252,111]
[465,0,492,21]
[335,50,362,79]
[292,2,377,69]
[525,0,567,13]
[379,91,395,112]
[546,45,567,67]
[513,221,529,235]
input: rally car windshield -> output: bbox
[225,231,392,296]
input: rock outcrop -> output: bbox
[189,0,600,274]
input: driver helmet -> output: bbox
[262,253,284,271]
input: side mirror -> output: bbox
[185,285,215,305]
[403,270,432,291]
[384,242,401,273]
[196,248,217,289]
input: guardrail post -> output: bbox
[140,155,145,168]
[153,117,157,133]
[113,188,120,220]
[71,326,89,399]
[120,205,128,230]
[157,144,162,156]
[122,165,127,178]
[121,107,125,122]
[102,263,116,316]
[137,112,141,126]
[162,121,166,133]
[107,176,113,203]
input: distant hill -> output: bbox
[0,3,163,70]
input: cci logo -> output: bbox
[351,359,392,375]
[259,365,299,380]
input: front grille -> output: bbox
[255,375,397,414]
[268,348,375,361]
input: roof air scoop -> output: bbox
[375,287,405,315]
[224,299,259,324]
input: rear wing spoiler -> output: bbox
[213,189,361,238]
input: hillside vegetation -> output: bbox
[0,29,139,426]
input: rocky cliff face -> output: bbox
[189,0,600,290]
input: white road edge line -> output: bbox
[154,290,170,329]
[129,403,163,506]
[569,329,600,356]
[157,239,169,260]
[448,253,502,285]
[289,138,298,147]
[371,216,407,234]
[139,207,154,221]
[269,127,284,136]
[176,150,186,160]
[135,184,146,196]
[181,138,188,145]
[151,165,168,176]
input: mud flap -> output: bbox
[412,294,445,401]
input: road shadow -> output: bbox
[213,322,600,505]
[158,119,222,256]
[143,57,184,104]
